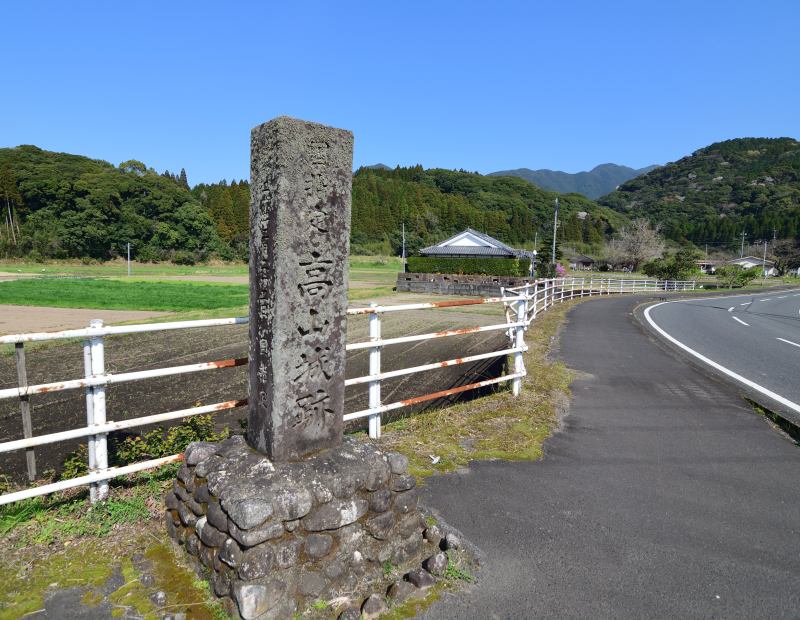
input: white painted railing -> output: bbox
[0,277,694,505]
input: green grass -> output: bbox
[365,299,574,481]
[0,278,249,311]
[0,255,405,313]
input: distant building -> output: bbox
[727,256,778,277]
[568,254,595,271]
[696,259,721,274]
[419,228,535,261]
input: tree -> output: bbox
[119,160,147,176]
[611,219,665,271]
[771,239,800,274]
[642,247,701,280]
[0,163,23,245]
[179,168,189,190]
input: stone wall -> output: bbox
[396,272,531,296]
[166,435,437,619]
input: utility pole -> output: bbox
[740,230,747,258]
[762,239,768,285]
[551,197,559,264]
[401,223,406,273]
[773,228,777,241]
[127,242,131,277]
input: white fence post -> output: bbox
[532,281,539,318]
[89,319,109,501]
[368,304,381,439]
[83,339,98,503]
[512,294,527,397]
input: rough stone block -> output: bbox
[239,543,275,580]
[423,552,448,577]
[274,538,303,569]
[304,533,333,558]
[369,490,391,513]
[219,538,243,569]
[229,521,284,548]
[221,496,274,530]
[232,579,285,620]
[303,498,368,531]
[393,489,418,514]
[361,593,389,619]
[390,473,415,492]
[387,452,409,475]
[387,579,419,603]
[407,567,436,589]
[185,441,218,465]
[299,570,325,597]
[207,500,229,532]
[365,511,395,541]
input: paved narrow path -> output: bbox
[420,295,800,619]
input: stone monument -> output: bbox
[248,117,351,461]
[165,117,444,620]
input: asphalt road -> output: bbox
[645,288,800,425]
[420,294,800,619]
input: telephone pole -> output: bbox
[740,230,747,257]
[401,223,406,273]
[551,197,559,264]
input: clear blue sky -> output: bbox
[2,1,798,185]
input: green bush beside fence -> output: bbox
[407,256,530,277]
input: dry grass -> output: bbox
[364,300,576,480]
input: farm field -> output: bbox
[0,291,509,481]
[0,256,405,336]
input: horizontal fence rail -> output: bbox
[0,276,694,505]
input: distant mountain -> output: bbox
[489,163,659,199]
[598,137,800,243]
[362,163,391,170]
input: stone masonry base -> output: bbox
[165,435,437,619]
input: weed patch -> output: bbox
[371,300,575,480]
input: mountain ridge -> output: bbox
[489,163,659,199]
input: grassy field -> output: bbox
[0,278,249,312]
[0,255,403,278]
[0,256,405,312]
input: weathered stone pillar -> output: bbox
[248,116,353,461]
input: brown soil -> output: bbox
[0,296,509,482]
[0,305,173,336]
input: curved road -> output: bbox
[645,288,800,425]
[421,294,800,619]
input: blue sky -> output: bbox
[2,1,798,185]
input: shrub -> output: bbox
[59,414,230,480]
[715,265,760,288]
[407,256,530,277]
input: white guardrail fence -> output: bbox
[0,277,695,505]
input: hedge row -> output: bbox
[407,256,531,277]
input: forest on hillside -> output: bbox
[599,138,800,248]
[0,147,621,262]
[2,140,799,265]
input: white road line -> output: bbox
[740,302,751,306]
[777,296,787,299]
[644,302,800,415]
[760,298,773,302]
[777,337,800,349]
[732,316,749,326]
[727,306,735,312]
